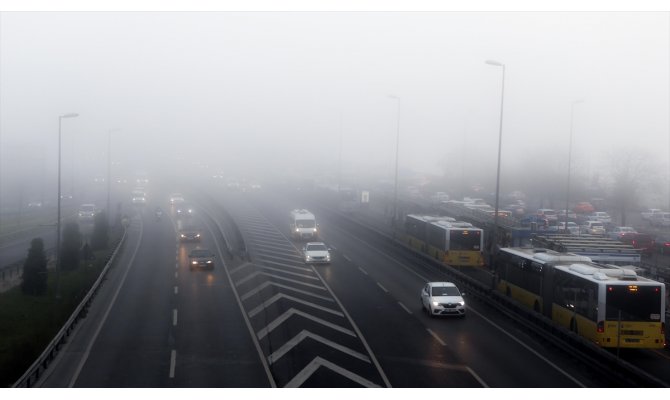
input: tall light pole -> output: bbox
[565,100,583,232]
[56,112,79,299]
[485,59,505,265]
[107,128,120,226]
[388,94,400,227]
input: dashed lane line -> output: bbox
[398,301,412,314]
[427,329,446,346]
[169,350,176,378]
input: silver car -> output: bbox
[421,282,466,317]
[303,242,331,264]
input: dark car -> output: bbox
[655,234,670,255]
[620,233,655,255]
[188,249,215,270]
[179,225,202,242]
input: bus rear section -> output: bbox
[425,219,485,268]
[599,283,665,348]
[551,264,666,349]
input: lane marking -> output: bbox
[427,329,446,346]
[175,271,178,279]
[248,293,344,319]
[68,216,144,388]
[398,301,412,314]
[467,307,586,387]
[201,210,277,387]
[343,255,351,262]
[173,309,178,326]
[358,267,368,275]
[329,224,586,387]
[376,282,388,293]
[169,350,176,378]
[174,286,178,295]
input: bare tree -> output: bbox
[606,146,655,226]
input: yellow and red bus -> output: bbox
[403,214,485,267]
[496,247,666,349]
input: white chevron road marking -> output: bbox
[248,293,344,318]
[240,281,333,302]
[284,356,380,388]
[268,330,370,365]
[256,308,356,340]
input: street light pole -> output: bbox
[565,100,583,232]
[107,128,120,227]
[56,113,79,299]
[388,95,400,227]
[485,60,505,266]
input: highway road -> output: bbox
[31,184,670,387]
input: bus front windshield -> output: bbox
[296,219,315,228]
[606,285,662,321]
[449,230,481,251]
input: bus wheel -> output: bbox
[533,301,540,313]
[570,318,578,334]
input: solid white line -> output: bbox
[68,216,144,388]
[358,267,368,275]
[466,367,489,388]
[169,350,176,378]
[173,309,178,326]
[376,282,388,293]
[398,301,412,314]
[333,226,586,387]
[174,286,178,295]
[427,329,446,346]
[467,307,586,387]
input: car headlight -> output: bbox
[180,234,185,238]
[306,255,312,261]
[206,260,212,264]
[432,301,440,307]
[313,228,318,232]
[459,301,465,306]
[295,228,299,232]
[196,234,200,238]
[325,254,331,261]
[191,261,197,265]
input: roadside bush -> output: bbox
[60,222,81,271]
[90,211,109,250]
[20,238,48,296]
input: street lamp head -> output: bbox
[485,60,504,67]
[60,113,79,119]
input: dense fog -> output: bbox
[0,9,668,210]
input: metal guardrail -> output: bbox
[12,228,128,388]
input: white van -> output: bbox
[290,209,318,240]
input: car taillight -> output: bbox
[597,321,605,333]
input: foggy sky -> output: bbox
[0,10,668,202]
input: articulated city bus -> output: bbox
[404,214,485,267]
[495,247,665,349]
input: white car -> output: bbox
[303,242,331,264]
[78,204,96,221]
[589,211,612,224]
[420,282,466,317]
[558,221,579,234]
[581,220,606,235]
[169,193,185,204]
